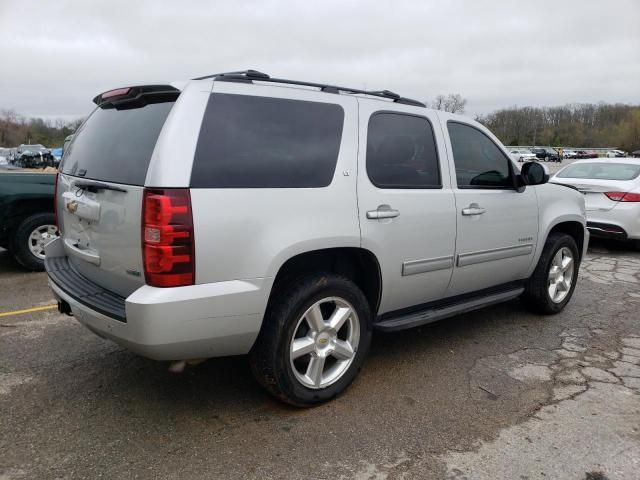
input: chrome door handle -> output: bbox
[367,206,400,219]
[461,203,486,216]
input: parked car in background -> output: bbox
[509,148,538,162]
[0,148,8,165]
[606,150,626,158]
[562,150,577,159]
[531,147,560,162]
[6,148,18,164]
[50,148,63,167]
[45,70,588,406]
[552,159,640,250]
[0,171,57,270]
[575,150,594,159]
[632,150,640,158]
[14,144,55,168]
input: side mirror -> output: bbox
[521,161,549,186]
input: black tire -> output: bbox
[249,273,373,407]
[11,212,56,271]
[521,233,580,314]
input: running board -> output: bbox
[374,287,525,332]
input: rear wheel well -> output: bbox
[548,221,585,259]
[271,248,382,316]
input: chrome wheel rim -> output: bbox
[289,296,360,389]
[28,224,58,259]
[547,247,574,303]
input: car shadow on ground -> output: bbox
[6,237,637,420]
[37,294,551,421]
[0,248,26,276]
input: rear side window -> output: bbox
[62,100,175,185]
[447,121,513,189]
[366,112,441,189]
[191,94,344,188]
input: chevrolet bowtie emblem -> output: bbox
[67,201,79,214]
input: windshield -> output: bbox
[61,99,176,185]
[556,162,640,181]
[21,144,45,151]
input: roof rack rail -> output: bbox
[192,70,425,107]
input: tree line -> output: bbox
[476,103,640,151]
[0,110,83,148]
[429,96,640,152]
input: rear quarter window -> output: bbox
[191,94,344,188]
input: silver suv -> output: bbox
[46,70,588,406]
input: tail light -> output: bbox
[54,172,61,233]
[605,191,640,202]
[142,188,195,287]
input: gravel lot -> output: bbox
[1,165,639,479]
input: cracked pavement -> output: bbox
[1,239,639,479]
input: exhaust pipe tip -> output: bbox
[168,359,207,373]
[57,300,73,316]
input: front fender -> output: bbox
[527,183,587,276]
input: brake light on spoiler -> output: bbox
[92,85,180,107]
[142,189,195,287]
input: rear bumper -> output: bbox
[587,222,628,240]
[586,204,640,240]
[45,239,269,361]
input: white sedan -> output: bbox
[509,148,538,162]
[551,159,640,249]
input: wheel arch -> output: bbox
[268,247,383,317]
[3,198,54,235]
[547,220,586,260]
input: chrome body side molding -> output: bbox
[457,244,533,267]
[402,255,454,276]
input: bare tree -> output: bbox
[430,93,467,114]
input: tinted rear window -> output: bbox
[556,162,640,181]
[191,93,344,188]
[61,100,175,185]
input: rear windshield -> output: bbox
[556,162,640,181]
[61,100,175,185]
[191,93,344,188]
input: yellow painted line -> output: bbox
[0,304,58,318]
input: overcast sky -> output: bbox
[1,0,638,120]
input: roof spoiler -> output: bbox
[92,85,180,108]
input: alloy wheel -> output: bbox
[28,224,58,259]
[547,247,574,303]
[289,296,360,389]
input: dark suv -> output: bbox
[531,147,560,162]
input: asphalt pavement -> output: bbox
[1,238,639,479]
